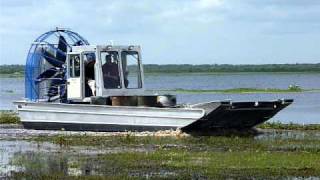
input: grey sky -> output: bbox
[0,0,319,64]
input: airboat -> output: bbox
[14,28,293,133]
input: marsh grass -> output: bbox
[100,150,320,178]
[1,89,14,93]
[0,72,24,78]
[258,121,320,130]
[0,111,20,124]
[4,113,320,178]
[9,129,320,178]
[158,87,310,94]
[33,132,320,152]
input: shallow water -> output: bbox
[0,125,320,179]
[0,77,24,110]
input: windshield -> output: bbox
[101,51,121,89]
[121,51,141,89]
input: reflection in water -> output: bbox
[0,140,60,177]
[9,152,96,177]
[9,152,177,178]
[11,152,69,176]
[10,152,113,177]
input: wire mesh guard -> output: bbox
[25,28,89,102]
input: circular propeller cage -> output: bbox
[25,28,89,102]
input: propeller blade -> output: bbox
[73,40,84,46]
[35,68,58,84]
[38,68,58,78]
[47,73,66,98]
[56,35,67,62]
[42,50,64,67]
[47,79,66,97]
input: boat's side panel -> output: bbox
[16,101,203,119]
[18,109,198,127]
[15,101,205,131]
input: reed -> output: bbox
[0,111,20,124]
[158,87,312,94]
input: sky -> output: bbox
[0,0,319,65]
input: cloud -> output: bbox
[0,0,319,64]
[197,0,223,9]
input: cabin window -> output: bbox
[121,51,141,89]
[69,54,80,78]
[83,52,96,97]
[101,51,121,89]
[83,52,96,80]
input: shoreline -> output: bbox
[1,71,320,78]
[153,87,320,94]
[1,111,320,129]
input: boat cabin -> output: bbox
[67,45,145,102]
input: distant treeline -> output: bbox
[143,63,320,73]
[0,65,24,74]
[0,63,319,75]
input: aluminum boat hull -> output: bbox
[14,99,293,132]
[14,101,204,132]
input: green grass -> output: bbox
[159,88,305,94]
[258,121,320,130]
[0,111,20,124]
[33,131,320,153]
[157,87,311,94]
[0,72,24,78]
[1,89,15,94]
[11,151,320,179]
[2,110,319,178]
[96,150,320,178]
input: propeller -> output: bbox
[56,35,67,62]
[36,35,67,79]
[41,49,64,68]
[47,73,66,98]
[35,68,58,84]
[25,29,89,102]
[35,35,69,100]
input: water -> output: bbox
[145,73,320,90]
[0,77,24,110]
[0,73,319,124]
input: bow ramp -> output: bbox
[182,99,293,132]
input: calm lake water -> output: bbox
[0,73,319,124]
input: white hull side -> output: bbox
[14,101,205,129]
